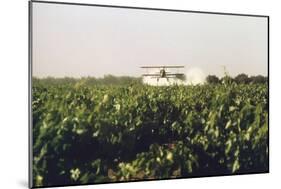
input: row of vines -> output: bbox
[32,82,268,187]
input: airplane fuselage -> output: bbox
[160,69,166,78]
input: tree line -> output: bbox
[33,73,267,86]
[32,75,143,86]
[206,74,268,84]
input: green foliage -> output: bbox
[32,80,268,187]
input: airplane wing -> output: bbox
[140,66,184,68]
[166,73,185,76]
[142,74,161,77]
[163,66,184,68]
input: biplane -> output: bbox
[140,65,185,82]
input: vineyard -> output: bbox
[32,80,268,187]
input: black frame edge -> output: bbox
[28,0,33,188]
[267,16,270,173]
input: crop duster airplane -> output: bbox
[140,65,185,82]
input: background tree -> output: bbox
[206,75,220,84]
[234,73,249,84]
[250,75,268,84]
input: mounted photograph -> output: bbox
[29,1,269,188]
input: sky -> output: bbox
[32,2,268,78]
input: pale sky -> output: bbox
[32,2,268,78]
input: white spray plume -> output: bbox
[185,67,206,85]
[142,77,184,86]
